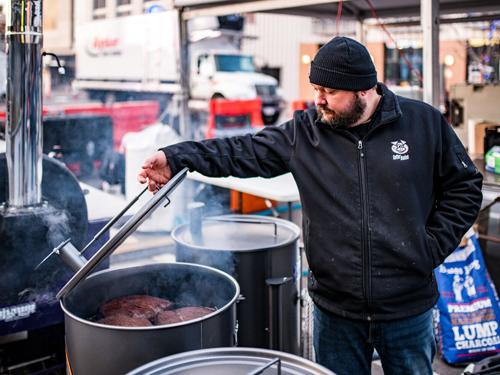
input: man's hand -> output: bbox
[137,151,173,192]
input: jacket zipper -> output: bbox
[358,140,372,320]
[457,156,468,168]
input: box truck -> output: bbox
[73,11,283,125]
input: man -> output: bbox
[138,36,483,374]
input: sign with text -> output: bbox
[435,232,500,364]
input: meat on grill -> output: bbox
[176,307,215,321]
[96,294,214,327]
[98,314,153,327]
[100,295,173,320]
[155,307,215,325]
[155,310,181,325]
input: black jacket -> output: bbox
[162,84,483,321]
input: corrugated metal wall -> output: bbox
[242,13,358,113]
[242,13,318,107]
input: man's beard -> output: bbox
[317,93,367,129]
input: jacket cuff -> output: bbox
[159,146,183,176]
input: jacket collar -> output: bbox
[376,83,402,126]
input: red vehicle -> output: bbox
[0,101,159,180]
[205,98,264,139]
[1,100,159,150]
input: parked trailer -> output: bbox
[73,11,283,125]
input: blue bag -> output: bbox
[434,230,500,364]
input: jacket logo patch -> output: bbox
[391,140,409,160]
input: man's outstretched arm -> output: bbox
[138,121,295,191]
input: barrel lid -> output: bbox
[56,168,188,300]
[172,215,300,252]
[127,347,335,375]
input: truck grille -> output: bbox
[255,84,276,97]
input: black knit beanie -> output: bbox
[309,36,377,91]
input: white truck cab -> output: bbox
[191,51,281,124]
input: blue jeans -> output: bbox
[313,306,436,375]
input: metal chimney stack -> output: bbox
[5,0,43,207]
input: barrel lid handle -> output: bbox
[56,167,188,300]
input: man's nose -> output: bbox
[314,93,326,106]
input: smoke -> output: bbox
[74,265,237,322]
[176,212,238,278]
[169,180,238,277]
[18,286,57,306]
[182,239,236,277]
[40,209,71,249]
[20,209,73,306]
[164,266,235,310]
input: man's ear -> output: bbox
[358,90,368,97]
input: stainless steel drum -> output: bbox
[173,215,301,354]
[127,347,335,375]
[62,263,239,375]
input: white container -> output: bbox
[122,123,185,232]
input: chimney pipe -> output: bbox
[5,0,43,208]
